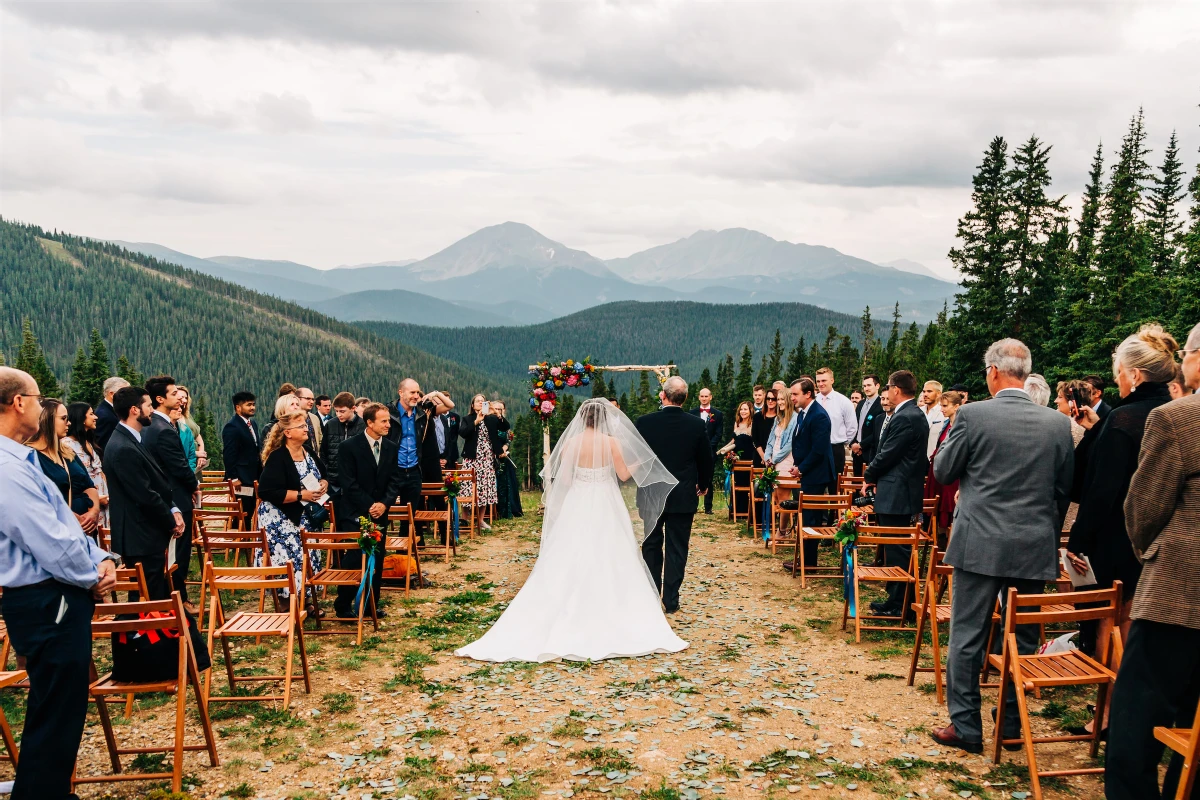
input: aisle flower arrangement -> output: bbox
[834,507,867,547]
[442,472,464,497]
[528,358,598,420]
[753,463,778,495]
[357,515,384,554]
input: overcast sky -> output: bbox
[2,1,1197,278]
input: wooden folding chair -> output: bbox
[0,669,25,768]
[838,472,865,499]
[1156,695,1200,800]
[907,547,952,703]
[417,483,456,563]
[841,525,922,642]
[729,461,754,524]
[196,525,273,626]
[446,468,477,540]
[767,478,802,554]
[791,493,853,587]
[198,479,237,503]
[301,530,377,645]
[93,564,152,718]
[204,563,311,709]
[201,469,226,482]
[385,504,423,597]
[746,466,766,536]
[77,592,219,794]
[0,614,11,671]
[987,583,1123,800]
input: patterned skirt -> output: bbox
[256,500,323,597]
[463,432,499,506]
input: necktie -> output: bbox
[247,418,256,443]
[372,439,380,465]
[880,414,892,441]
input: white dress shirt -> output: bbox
[815,389,858,445]
[924,403,946,458]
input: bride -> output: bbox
[456,398,687,662]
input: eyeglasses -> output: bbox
[766,397,777,403]
[14,393,48,404]
[1178,349,1199,358]
[982,364,996,378]
[884,384,896,390]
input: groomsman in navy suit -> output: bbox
[222,391,261,521]
[688,387,723,515]
[786,377,836,570]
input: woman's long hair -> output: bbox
[261,411,306,465]
[734,401,753,432]
[176,386,200,436]
[29,398,74,465]
[762,390,778,418]
[774,388,794,432]
[66,402,96,452]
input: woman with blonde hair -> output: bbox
[765,386,797,473]
[175,386,208,475]
[717,400,758,518]
[257,410,329,613]
[28,398,101,536]
[1065,324,1178,737]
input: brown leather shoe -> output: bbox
[930,724,983,754]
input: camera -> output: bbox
[417,398,437,413]
[853,488,876,508]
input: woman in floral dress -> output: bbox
[64,401,110,530]
[459,394,502,529]
[257,410,328,612]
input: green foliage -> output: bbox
[0,220,513,430]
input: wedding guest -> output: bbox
[103,386,183,600]
[493,401,522,520]
[28,399,99,537]
[261,393,303,444]
[0,366,118,800]
[354,396,371,418]
[1066,324,1177,735]
[1054,380,1090,447]
[716,400,757,519]
[171,403,197,476]
[931,339,1073,754]
[459,393,503,530]
[786,377,835,570]
[863,370,930,616]
[385,379,443,538]
[222,391,261,520]
[752,385,766,414]
[948,383,970,404]
[851,374,884,477]
[64,401,109,529]
[1023,373,1051,407]
[849,389,863,406]
[316,394,333,424]
[751,389,778,463]
[176,386,207,475]
[764,384,797,474]
[94,375,129,452]
[1072,374,1113,503]
[688,387,723,514]
[433,392,460,470]
[1168,363,1188,399]
[924,390,963,547]
[142,375,199,609]
[320,392,364,519]
[296,386,324,453]
[1106,321,1200,800]
[258,410,329,614]
[921,380,945,458]
[814,367,857,475]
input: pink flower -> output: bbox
[550,367,562,377]
[566,374,579,386]
[540,400,554,414]
[533,387,544,397]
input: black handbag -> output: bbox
[779,499,799,510]
[111,610,211,682]
[303,502,330,530]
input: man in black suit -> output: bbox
[434,394,461,470]
[851,374,884,477]
[142,375,199,608]
[222,390,260,522]
[785,377,836,571]
[687,387,723,515]
[1071,375,1111,502]
[93,376,130,453]
[635,376,714,613]
[102,386,185,600]
[863,370,930,616]
[335,403,403,618]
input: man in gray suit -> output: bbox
[930,339,1073,754]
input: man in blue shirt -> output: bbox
[384,379,447,558]
[0,367,117,800]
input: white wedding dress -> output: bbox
[455,464,688,663]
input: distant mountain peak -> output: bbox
[404,222,615,280]
[879,258,951,282]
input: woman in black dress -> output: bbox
[27,398,100,537]
[751,389,778,464]
[718,401,758,518]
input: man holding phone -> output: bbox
[1070,377,1111,502]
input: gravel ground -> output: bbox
[6,493,1104,800]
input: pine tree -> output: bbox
[766,330,784,384]
[67,329,110,405]
[918,306,946,381]
[733,346,754,409]
[1007,135,1068,365]
[15,318,62,398]
[945,136,1015,391]
[193,395,222,470]
[634,371,653,417]
[115,354,145,388]
[785,336,807,381]
[1172,118,1200,337]
[858,306,878,376]
[1146,130,1187,277]
[882,306,901,375]
[1076,142,1106,272]
[67,347,92,403]
[834,335,861,389]
[754,354,768,388]
[898,322,922,376]
[590,372,608,399]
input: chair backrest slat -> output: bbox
[1005,583,1122,629]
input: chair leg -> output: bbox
[90,662,123,773]
[854,572,862,644]
[296,621,312,694]
[172,675,187,792]
[124,693,134,718]
[1090,682,1110,759]
[282,626,295,710]
[0,707,18,766]
[930,612,945,705]
[187,651,220,767]
[1010,661,1042,800]
[908,597,928,688]
[220,633,237,696]
[992,645,1011,764]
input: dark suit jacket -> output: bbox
[102,424,176,557]
[635,406,714,515]
[440,411,461,467]
[855,396,885,463]
[688,407,724,451]
[791,401,836,491]
[864,398,930,516]
[1071,399,1112,502]
[142,412,198,516]
[95,399,119,453]
[338,432,403,528]
[222,414,262,486]
[384,401,443,481]
[258,445,328,527]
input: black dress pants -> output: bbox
[1,581,96,800]
[875,512,914,608]
[1106,619,1200,800]
[395,465,424,541]
[703,452,716,513]
[169,508,193,600]
[124,549,170,600]
[334,509,384,615]
[831,442,846,480]
[642,512,694,611]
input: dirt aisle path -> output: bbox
[62,497,1100,799]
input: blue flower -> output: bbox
[529,397,538,407]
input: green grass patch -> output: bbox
[552,718,587,738]
[576,746,635,772]
[412,727,448,740]
[504,733,530,747]
[321,692,356,714]
[130,752,168,772]
[442,590,494,606]
[865,672,904,682]
[641,781,682,800]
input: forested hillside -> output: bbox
[359,300,868,385]
[0,219,519,454]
